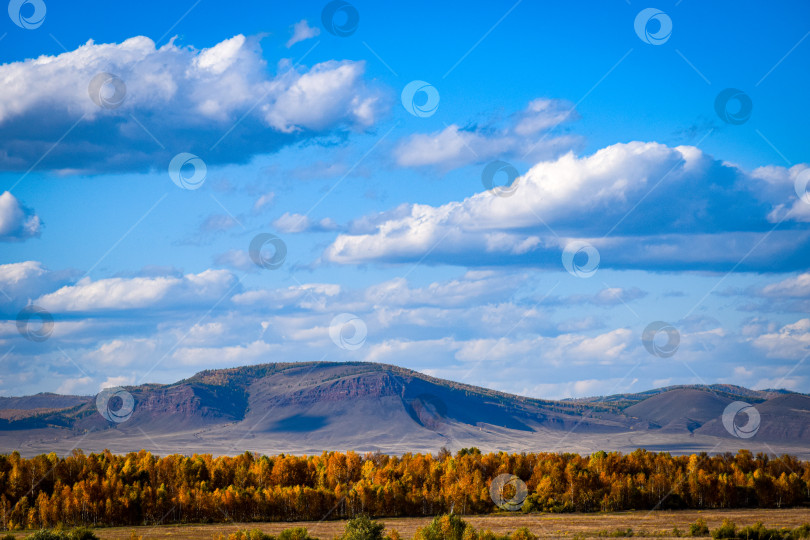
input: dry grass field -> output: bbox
[6,508,808,540]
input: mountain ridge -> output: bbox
[1,361,808,458]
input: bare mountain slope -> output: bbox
[624,388,731,432]
[0,362,808,457]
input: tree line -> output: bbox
[1,448,808,530]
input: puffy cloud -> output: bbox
[525,378,638,400]
[541,287,647,308]
[99,375,135,390]
[56,377,94,395]
[365,271,523,308]
[84,338,158,367]
[213,249,258,273]
[0,261,73,314]
[514,98,577,136]
[729,272,810,313]
[170,340,278,367]
[0,192,41,242]
[262,60,380,133]
[327,142,810,272]
[272,212,339,233]
[363,337,460,366]
[455,328,632,366]
[752,164,810,222]
[752,318,810,360]
[35,269,238,312]
[286,19,320,48]
[394,99,580,169]
[1,261,805,397]
[232,282,341,310]
[585,287,647,306]
[252,192,275,213]
[0,35,383,172]
[760,273,810,298]
[0,261,47,299]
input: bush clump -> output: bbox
[510,528,538,540]
[691,519,710,537]
[413,515,538,540]
[734,522,810,540]
[24,529,98,540]
[222,529,276,540]
[342,516,385,540]
[415,515,471,540]
[712,519,737,540]
[595,529,634,538]
[217,527,314,540]
[279,528,316,540]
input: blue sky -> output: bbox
[1,0,809,399]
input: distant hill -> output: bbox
[0,362,808,458]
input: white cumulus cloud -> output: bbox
[0,192,41,242]
[36,269,238,312]
[328,142,810,272]
[0,35,384,172]
[286,19,320,48]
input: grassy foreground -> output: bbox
[5,508,810,540]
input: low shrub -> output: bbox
[414,515,471,540]
[712,519,737,540]
[278,527,316,540]
[691,519,710,537]
[342,516,385,540]
[510,527,538,540]
[24,530,98,540]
